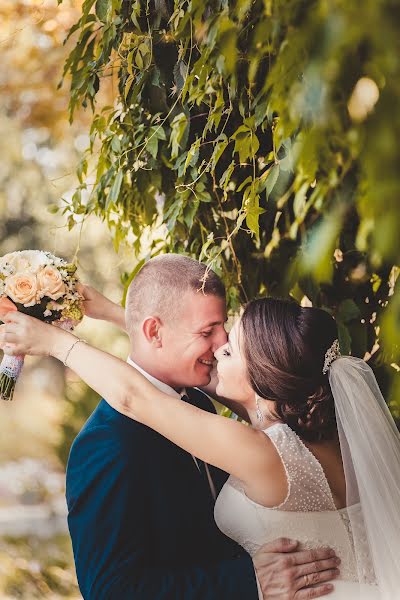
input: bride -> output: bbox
[1,295,399,599]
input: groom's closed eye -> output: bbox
[201,330,213,337]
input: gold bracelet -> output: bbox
[63,338,86,367]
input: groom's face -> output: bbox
[159,290,227,389]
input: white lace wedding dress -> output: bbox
[214,423,381,599]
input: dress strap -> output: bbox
[264,423,337,512]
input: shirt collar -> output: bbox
[126,356,186,399]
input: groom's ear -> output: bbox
[142,316,163,348]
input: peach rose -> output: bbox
[5,273,39,307]
[37,265,66,300]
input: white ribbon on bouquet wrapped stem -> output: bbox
[0,316,78,401]
[0,354,25,401]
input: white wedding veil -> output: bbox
[329,356,400,599]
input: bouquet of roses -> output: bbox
[0,250,84,401]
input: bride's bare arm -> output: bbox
[1,312,275,487]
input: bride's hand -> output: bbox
[77,284,126,331]
[77,284,112,320]
[0,312,71,357]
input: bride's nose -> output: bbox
[214,343,225,360]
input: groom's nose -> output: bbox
[211,327,228,352]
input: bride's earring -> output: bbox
[255,394,264,423]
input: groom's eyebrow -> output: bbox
[198,322,217,330]
[203,317,228,327]
[197,318,226,330]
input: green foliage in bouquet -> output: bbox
[59,0,400,399]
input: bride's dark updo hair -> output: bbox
[240,297,338,442]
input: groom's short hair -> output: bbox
[125,254,225,339]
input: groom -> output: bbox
[67,254,338,599]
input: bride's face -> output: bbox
[214,319,254,404]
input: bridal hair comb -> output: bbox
[322,339,341,374]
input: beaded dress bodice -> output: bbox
[214,423,376,585]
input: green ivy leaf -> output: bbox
[232,126,259,163]
[107,170,123,208]
[170,113,188,159]
[146,135,159,159]
[95,0,111,23]
[184,139,200,174]
[263,164,280,198]
[244,187,265,238]
[183,198,200,229]
[210,135,229,169]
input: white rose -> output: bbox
[21,250,50,273]
[0,251,49,274]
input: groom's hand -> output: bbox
[253,538,340,599]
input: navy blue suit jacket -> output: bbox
[66,389,258,599]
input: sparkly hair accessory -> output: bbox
[323,339,341,374]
